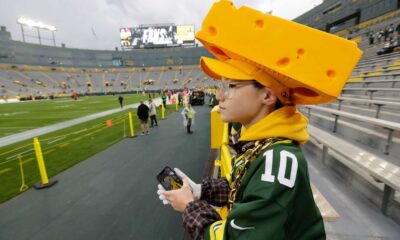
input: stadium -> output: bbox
[0,0,400,239]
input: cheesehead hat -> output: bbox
[196,0,363,105]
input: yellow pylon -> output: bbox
[128,112,136,137]
[162,104,165,120]
[33,137,57,189]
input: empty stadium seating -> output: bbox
[301,51,400,223]
[0,64,215,99]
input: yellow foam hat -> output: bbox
[196,0,363,105]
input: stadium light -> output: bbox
[17,17,57,31]
[17,17,57,46]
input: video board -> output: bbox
[120,25,195,48]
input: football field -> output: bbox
[0,94,154,138]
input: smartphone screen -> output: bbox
[157,166,183,191]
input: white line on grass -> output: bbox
[6,148,34,160]
[0,112,29,117]
[73,128,88,135]
[55,100,83,103]
[54,105,72,108]
[47,136,66,144]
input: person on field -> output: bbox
[149,99,158,127]
[118,95,124,109]
[182,104,195,134]
[137,101,150,135]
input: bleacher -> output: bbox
[0,64,214,100]
[300,50,400,223]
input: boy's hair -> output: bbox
[252,80,283,109]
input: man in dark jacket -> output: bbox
[137,101,150,135]
[118,95,124,109]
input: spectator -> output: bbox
[383,27,390,42]
[396,23,400,35]
[388,24,394,36]
[149,99,158,127]
[377,29,384,43]
[137,101,150,135]
[167,90,172,101]
[368,31,375,45]
[377,37,398,55]
[178,91,183,105]
[161,93,167,108]
[153,2,361,240]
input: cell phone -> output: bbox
[157,166,183,191]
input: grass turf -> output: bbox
[0,94,158,138]
[0,96,178,204]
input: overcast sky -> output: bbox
[0,0,323,50]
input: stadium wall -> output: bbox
[0,27,212,68]
[294,0,400,32]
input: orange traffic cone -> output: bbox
[106,120,113,127]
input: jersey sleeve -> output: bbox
[200,177,230,207]
[183,200,222,240]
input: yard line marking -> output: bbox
[22,157,34,165]
[43,149,56,155]
[59,142,70,148]
[6,148,34,160]
[0,111,29,117]
[73,128,88,135]
[54,105,72,108]
[0,168,11,175]
[54,100,83,103]
[47,136,66,145]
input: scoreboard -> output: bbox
[120,24,195,49]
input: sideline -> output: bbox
[0,97,163,148]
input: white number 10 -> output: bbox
[261,150,298,188]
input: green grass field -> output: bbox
[0,94,177,204]
[0,94,157,138]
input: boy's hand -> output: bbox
[163,177,194,212]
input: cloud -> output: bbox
[0,0,323,50]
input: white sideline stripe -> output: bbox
[0,97,164,148]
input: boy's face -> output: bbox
[216,79,275,127]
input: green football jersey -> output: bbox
[206,142,326,240]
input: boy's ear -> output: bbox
[262,88,277,106]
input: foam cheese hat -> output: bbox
[196,0,363,105]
